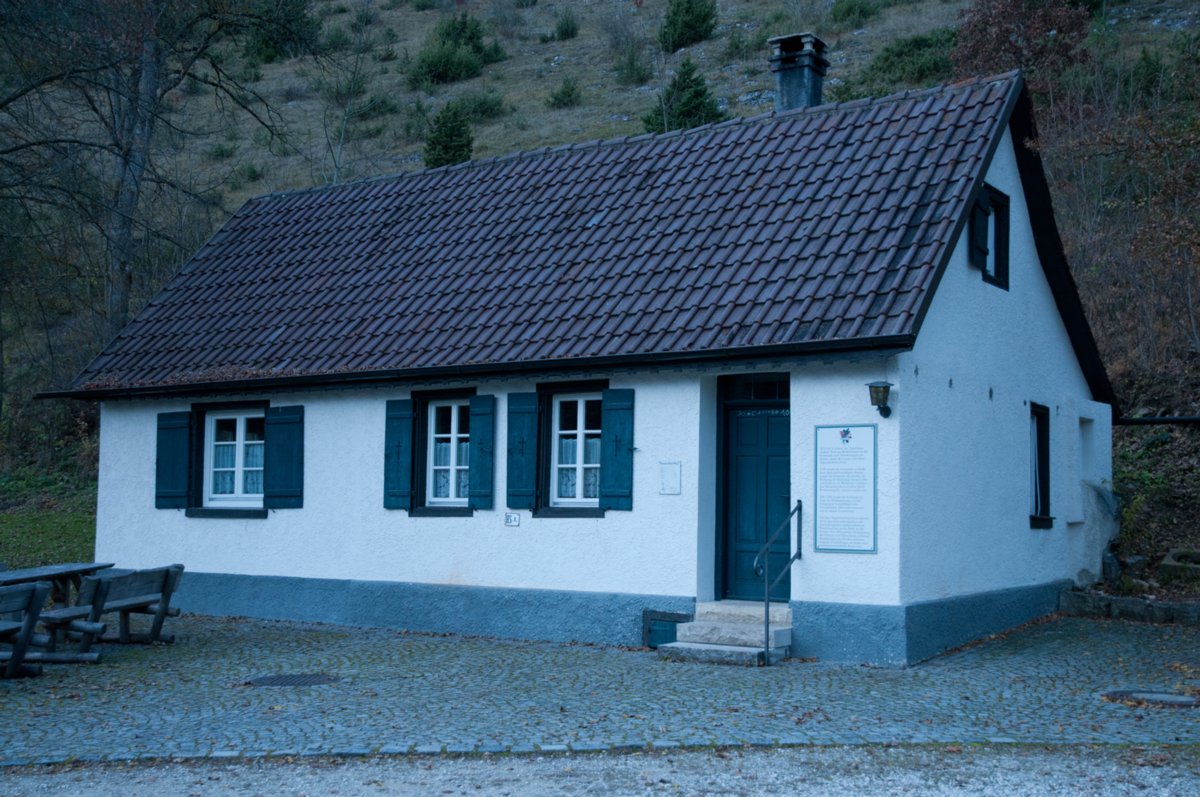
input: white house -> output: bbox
[53,36,1118,665]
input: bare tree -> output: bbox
[0,0,319,464]
[0,0,316,341]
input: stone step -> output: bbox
[658,641,789,666]
[694,600,792,626]
[675,620,791,649]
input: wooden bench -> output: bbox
[37,577,109,655]
[40,564,184,650]
[0,581,51,677]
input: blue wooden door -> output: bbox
[724,407,791,601]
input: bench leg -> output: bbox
[147,608,168,643]
[119,611,131,644]
[77,625,98,653]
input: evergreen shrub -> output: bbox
[547,77,582,108]
[424,102,473,167]
[643,57,725,133]
[658,0,717,53]
[409,12,505,88]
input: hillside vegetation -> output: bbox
[0,0,1197,588]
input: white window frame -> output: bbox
[426,399,471,506]
[203,410,265,508]
[550,393,602,507]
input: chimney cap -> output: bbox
[768,32,827,60]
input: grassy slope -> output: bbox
[191,0,970,210]
[0,468,96,568]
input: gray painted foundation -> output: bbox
[175,573,695,648]
[790,580,1071,666]
[903,580,1069,663]
[788,601,909,666]
[177,573,1068,664]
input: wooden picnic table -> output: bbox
[0,562,114,606]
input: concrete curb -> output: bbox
[1059,589,1200,626]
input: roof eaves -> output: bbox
[41,335,917,401]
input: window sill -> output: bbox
[409,506,474,518]
[186,507,269,519]
[981,271,1009,290]
[1029,515,1054,529]
[533,507,606,519]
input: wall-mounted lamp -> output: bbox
[867,381,893,418]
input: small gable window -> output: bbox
[969,184,1009,289]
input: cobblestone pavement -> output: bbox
[1,615,1197,766]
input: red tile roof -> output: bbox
[73,73,1026,394]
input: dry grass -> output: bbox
[166,0,1196,211]
[165,0,977,213]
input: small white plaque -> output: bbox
[504,513,520,527]
[659,461,682,495]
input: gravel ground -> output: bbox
[3,613,1198,796]
[4,745,1199,796]
[2,615,1198,767]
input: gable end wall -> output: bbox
[896,127,1116,605]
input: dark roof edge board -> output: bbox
[40,336,916,401]
[1007,86,1118,414]
[906,75,1117,414]
[906,74,1024,342]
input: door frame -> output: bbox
[714,373,791,601]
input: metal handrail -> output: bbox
[752,499,803,666]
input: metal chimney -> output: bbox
[768,33,829,111]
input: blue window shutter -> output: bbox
[599,388,634,511]
[468,394,495,510]
[969,198,990,270]
[384,399,414,510]
[992,192,1010,283]
[264,405,304,509]
[506,393,539,510]
[155,411,191,509]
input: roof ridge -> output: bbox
[242,71,1024,208]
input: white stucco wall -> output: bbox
[895,127,1116,604]
[96,372,708,598]
[790,360,902,605]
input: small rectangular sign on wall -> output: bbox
[504,513,520,527]
[814,424,878,553]
[658,461,682,495]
